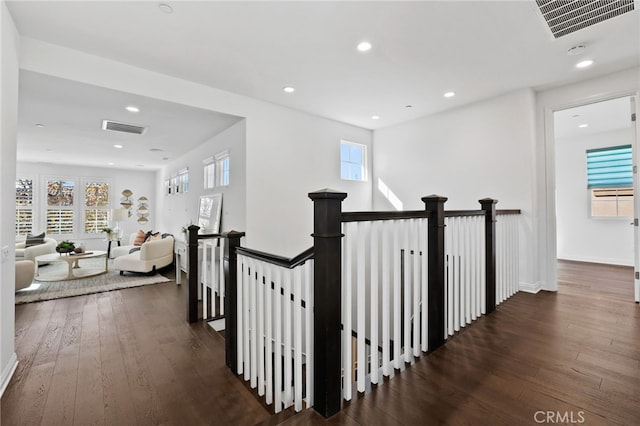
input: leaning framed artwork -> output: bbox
[197,193,222,234]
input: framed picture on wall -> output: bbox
[197,193,222,234]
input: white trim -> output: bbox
[558,256,634,267]
[519,281,542,294]
[0,353,18,397]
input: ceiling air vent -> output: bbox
[101,119,146,135]
[536,0,636,38]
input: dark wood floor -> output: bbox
[3,261,639,425]
[275,260,640,425]
[1,268,271,426]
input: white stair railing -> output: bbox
[236,252,313,414]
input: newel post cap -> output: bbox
[421,194,448,203]
[308,188,348,201]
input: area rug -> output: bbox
[15,258,171,304]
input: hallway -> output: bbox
[2,261,638,425]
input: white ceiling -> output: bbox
[554,96,633,140]
[6,1,640,169]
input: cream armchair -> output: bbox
[15,238,57,262]
[15,260,35,291]
[114,235,174,275]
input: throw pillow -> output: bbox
[25,232,45,248]
[133,229,147,246]
[147,232,161,242]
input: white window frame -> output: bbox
[82,178,112,236]
[215,150,230,187]
[203,155,215,189]
[340,140,367,181]
[16,178,34,236]
[45,177,76,238]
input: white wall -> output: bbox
[373,89,538,289]
[157,119,246,238]
[0,0,20,396]
[536,67,640,291]
[17,162,157,251]
[556,129,634,265]
[18,37,373,257]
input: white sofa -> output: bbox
[110,233,139,258]
[114,235,174,275]
[15,237,57,262]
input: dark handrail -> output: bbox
[497,209,522,215]
[236,246,314,269]
[342,210,430,223]
[197,232,223,239]
[445,210,485,217]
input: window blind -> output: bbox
[586,145,633,188]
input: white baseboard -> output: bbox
[519,281,542,294]
[0,353,18,398]
[558,255,633,267]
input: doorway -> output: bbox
[553,96,637,301]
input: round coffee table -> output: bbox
[34,250,108,282]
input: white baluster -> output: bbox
[305,260,314,407]
[294,266,303,411]
[381,222,391,376]
[412,219,420,358]
[274,266,283,413]
[219,237,225,315]
[403,220,412,364]
[265,264,273,405]
[392,220,402,369]
[370,221,379,385]
[357,221,366,393]
[250,258,258,388]
[342,222,353,400]
[237,256,245,375]
[283,268,293,407]
[257,261,265,397]
[420,218,428,353]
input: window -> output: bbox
[204,162,215,189]
[15,178,33,235]
[84,181,110,233]
[587,145,633,217]
[341,141,366,181]
[179,168,189,193]
[46,180,75,235]
[215,151,230,187]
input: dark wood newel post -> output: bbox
[480,198,498,314]
[187,225,200,323]
[224,230,245,372]
[422,195,448,352]
[309,188,347,419]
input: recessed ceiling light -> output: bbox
[125,106,140,113]
[572,114,580,118]
[149,148,163,152]
[136,164,145,167]
[567,45,586,56]
[35,123,45,128]
[162,157,169,161]
[405,105,413,108]
[578,124,589,128]
[113,144,123,149]
[108,162,115,166]
[371,115,380,120]
[158,3,173,14]
[283,86,295,93]
[357,41,372,52]
[575,59,594,68]
[444,91,456,98]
